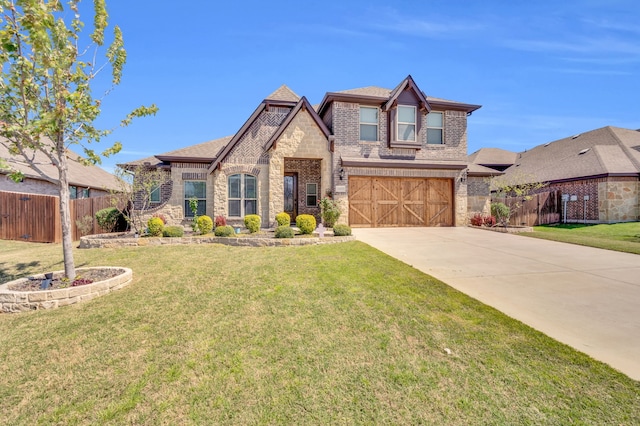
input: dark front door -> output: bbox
[284,172,298,221]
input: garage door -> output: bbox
[349,176,453,227]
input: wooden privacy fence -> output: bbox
[492,190,561,226]
[0,191,122,243]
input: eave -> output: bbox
[341,156,468,170]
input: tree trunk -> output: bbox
[57,154,76,281]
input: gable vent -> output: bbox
[578,148,590,155]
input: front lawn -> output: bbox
[0,240,638,424]
[522,222,640,254]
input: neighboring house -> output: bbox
[494,126,640,223]
[0,139,121,197]
[124,75,485,228]
[468,147,518,172]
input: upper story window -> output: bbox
[228,174,257,217]
[397,105,416,142]
[427,111,444,144]
[184,181,206,217]
[359,106,378,141]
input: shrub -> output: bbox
[215,215,227,228]
[196,215,214,235]
[296,214,316,235]
[162,225,184,237]
[275,211,290,227]
[147,217,164,236]
[483,215,497,227]
[76,215,94,236]
[152,213,167,224]
[332,223,352,236]
[491,202,511,224]
[214,225,235,237]
[95,207,121,232]
[275,225,295,238]
[470,213,484,227]
[244,214,261,233]
[319,197,341,227]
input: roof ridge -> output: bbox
[265,85,300,102]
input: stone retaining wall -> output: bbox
[0,267,133,313]
[80,233,356,249]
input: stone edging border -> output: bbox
[79,233,356,248]
[0,267,133,313]
[468,225,533,233]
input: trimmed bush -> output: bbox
[275,211,290,227]
[470,213,484,227]
[275,225,295,239]
[296,214,316,235]
[95,207,121,232]
[215,215,227,228]
[196,215,214,235]
[214,225,235,237]
[244,214,261,233]
[483,215,497,227]
[162,225,184,237]
[147,217,164,237]
[332,224,352,236]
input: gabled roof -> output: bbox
[502,126,640,184]
[119,136,232,169]
[468,147,518,168]
[383,75,430,112]
[0,137,121,191]
[467,163,504,177]
[317,75,481,115]
[265,85,300,102]
[209,93,330,173]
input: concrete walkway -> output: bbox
[353,227,640,381]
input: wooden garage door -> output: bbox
[349,177,453,227]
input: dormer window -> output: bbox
[427,111,443,144]
[359,106,378,141]
[397,105,416,142]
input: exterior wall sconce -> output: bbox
[339,168,345,180]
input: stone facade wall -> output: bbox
[327,101,469,225]
[598,178,639,223]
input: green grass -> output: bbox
[522,222,640,254]
[1,240,638,424]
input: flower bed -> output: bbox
[0,267,133,313]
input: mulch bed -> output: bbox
[8,268,126,292]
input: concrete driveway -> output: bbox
[353,227,640,381]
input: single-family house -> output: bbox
[486,126,640,223]
[0,139,121,198]
[124,75,485,228]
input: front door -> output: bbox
[283,172,298,221]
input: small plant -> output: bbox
[275,211,290,227]
[196,215,214,235]
[332,224,352,236]
[147,217,164,237]
[296,214,316,235]
[95,207,121,232]
[491,202,511,226]
[162,225,184,237]
[189,197,200,233]
[215,215,227,228]
[319,197,341,227]
[244,214,261,233]
[275,225,295,238]
[75,215,94,236]
[71,278,94,287]
[214,225,235,237]
[470,213,484,227]
[152,213,167,225]
[483,215,497,227]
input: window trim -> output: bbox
[359,106,379,141]
[306,183,318,207]
[184,180,206,218]
[228,174,258,218]
[427,111,444,145]
[396,105,417,142]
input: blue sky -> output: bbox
[88,0,639,172]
